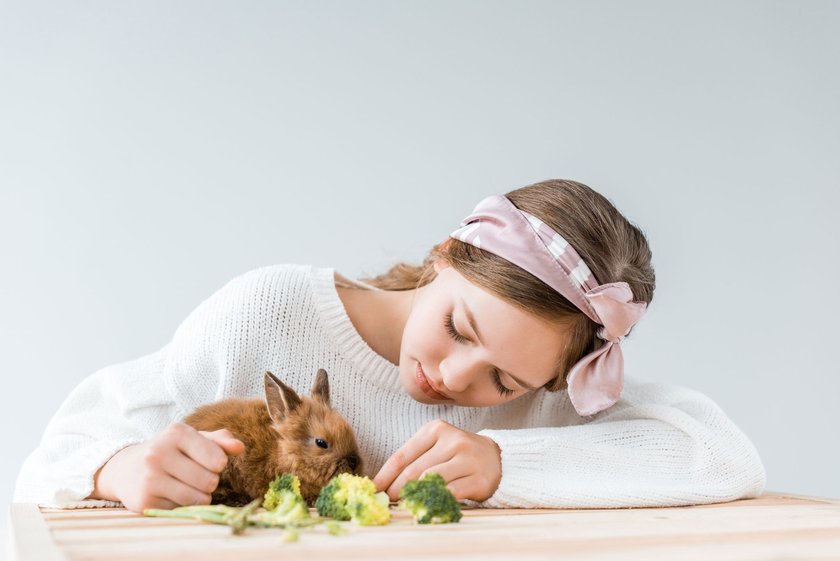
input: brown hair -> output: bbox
[358,179,655,392]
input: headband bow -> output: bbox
[450,195,648,416]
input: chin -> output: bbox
[401,379,429,403]
[398,368,419,397]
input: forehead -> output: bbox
[304,404,357,440]
[433,267,567,378]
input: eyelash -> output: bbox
[443,312,516,397]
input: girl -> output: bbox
[14,179,766,511]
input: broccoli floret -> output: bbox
[398,472,462,524]
[348,490,392,526]
[315,473,392,526]
[263,473,303,510]
[252,473,311,528]
[249,487,313,528]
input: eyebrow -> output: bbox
[460,298,538,390]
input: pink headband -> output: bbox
[449,194,648,416]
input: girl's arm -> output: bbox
[471,382,767,509]
[13,347,177,506]
[13,268,268,508]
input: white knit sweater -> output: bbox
[14,264,767,509]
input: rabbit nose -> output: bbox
[346,454,359,471]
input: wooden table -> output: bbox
[9,492,840,561]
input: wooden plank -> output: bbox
[54,526,840,561]
[48,504,840,542]
[7,504,68,561]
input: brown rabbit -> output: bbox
[183,368,363,506]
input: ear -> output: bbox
[311,368,331,406]
[264,371,302,424]
[433,258,450,274]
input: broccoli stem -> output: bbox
[143,508,230,525]
[144,498,263,535]
[230,499,263,534]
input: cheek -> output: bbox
[402,308,445,354]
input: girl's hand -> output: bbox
[90,422,245,513]
[372,419,502,503]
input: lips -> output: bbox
[415,362,449,400]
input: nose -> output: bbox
[439,353,480,393]
[345,454,360,472]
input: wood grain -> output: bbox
[10,492,840,561]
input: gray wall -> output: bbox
[3,0,838,546]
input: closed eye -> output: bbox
[444,311,469,343]
[490,369,515,397]
[444,312,515,397]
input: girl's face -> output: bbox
[398,260,568,407]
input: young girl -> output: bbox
[14,179,766,511]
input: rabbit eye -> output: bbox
[315,438,328,449]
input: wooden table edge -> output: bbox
[7,503,68,561]
[7,490,838,561]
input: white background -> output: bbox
[2,0,838,550]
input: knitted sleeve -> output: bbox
[472,382,767,508]
[12,268,269,508]
[12,347,177,507]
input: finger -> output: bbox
[123,494,180,514]
[388,459,465,504]
[417,459,465,485]
[373,427,438,494]
[387,448,456,502]
[177,427,231,473]
[149,472,213,507]
[203,430,246,456]
[442,475,472,502]
[158,450,222,496]
[146,497,179,511]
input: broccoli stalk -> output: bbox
[315,473,392,526]
[144,473,314,534]
[143,498,262,535]
[398,472,462,524]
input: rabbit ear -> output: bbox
[311,368,331,406]
[264,371,302,424]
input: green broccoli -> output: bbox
[398,472,462,524]
[263,472,303,510]
[248,489,314,528]
[315,473,392,526]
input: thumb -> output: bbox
[201,429,246,456]
[219,438,246,456]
